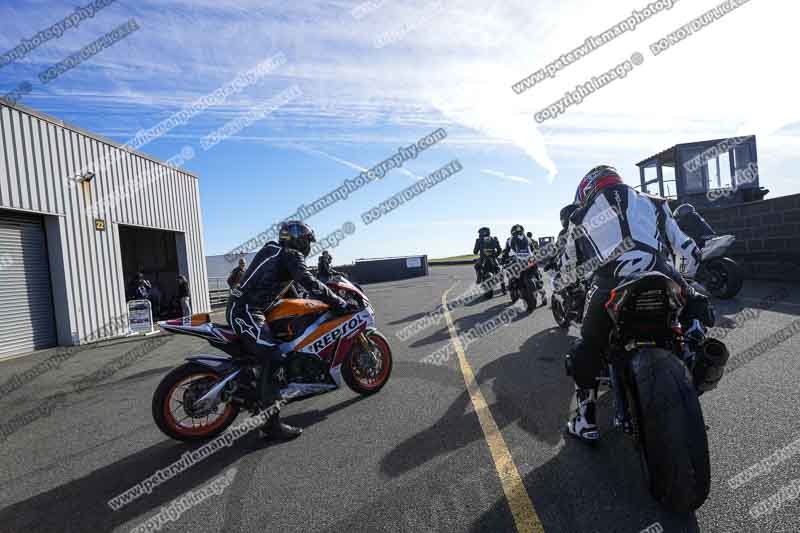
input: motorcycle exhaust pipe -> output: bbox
[693,338,730,393]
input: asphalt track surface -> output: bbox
[1,265,800,533]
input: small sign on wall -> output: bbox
[406,256,422,268]
[95,218,106,231]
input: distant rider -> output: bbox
[473,227,505,293]
[317,250,340,283]
[560,166,713,442]
[673,203,717,248]
[226,221,355,440]
[526,231,537,249]
[502,224,545,300]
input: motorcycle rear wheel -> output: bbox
[483,272,495,299]
[522,290,536,313]
[630,348,710,513]
[152,363,241,442]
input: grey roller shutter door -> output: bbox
[0,212,57,358]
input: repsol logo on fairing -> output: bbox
[309,315,365,353]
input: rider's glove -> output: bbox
[683,288,715,328]
[332,297,359,315]
[331,296,348,313]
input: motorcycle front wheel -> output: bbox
[343,330,393,395]
[704,257,743,299]
[551,296,570,328]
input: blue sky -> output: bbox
[1,0,798,264]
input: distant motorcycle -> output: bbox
[503,253,546,313]
[550,276,587,328]
[152,274,392,442]
[477,253,503,300]
[680,235,743,299]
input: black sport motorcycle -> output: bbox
[550,276,587,328]
[477,253,503,299]
[691,235,743,299]
[575,271,728,513]
[503,254,546,312]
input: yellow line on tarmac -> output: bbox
[441,287,544,533]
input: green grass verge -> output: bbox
[428,254,478,263]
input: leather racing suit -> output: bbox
[226,241,347,409]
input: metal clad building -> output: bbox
[0,100,210,358]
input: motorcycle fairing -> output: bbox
[327,277,367,301]
[292,309,374,356]
[278,382,337,401]
[186,355,236,370]
[266,298,330,321]
[160,321,234,344]
[701,235,735,261]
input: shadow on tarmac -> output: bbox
[0,394,365,533]
[381,326,575,478]
[382,321,702,532]
[407,302,509,349]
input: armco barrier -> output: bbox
[350,255,428,284]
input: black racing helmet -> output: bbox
[279,220,316,256]
[560,203,578,229]
[673,203,696,219]
[511,224,524,236]
[478,227,490,238]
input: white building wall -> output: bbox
[0,100,210,346]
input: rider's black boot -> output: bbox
[260,411,302,440]
[255,361,302,440]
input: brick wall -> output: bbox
[684,193,800,281]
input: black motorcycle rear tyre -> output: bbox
[630,348,711,513]
[483,272,495,299]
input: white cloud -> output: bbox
[481,169,532,184]
[7,0,799,190]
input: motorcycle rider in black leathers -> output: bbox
[226,221,354,440]
[317,250,340,283]
[525,231,537,250]
[545,204,587,315]
[560,166,713,442]
[545,205,579,274]
[502,224,545,301]
[473,227,506,293]
[673,203,717,248]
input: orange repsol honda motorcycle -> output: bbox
[152,275,392,441]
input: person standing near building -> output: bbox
[127,272,151,301]
[228,258,247,288]
[177,275,191,318]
